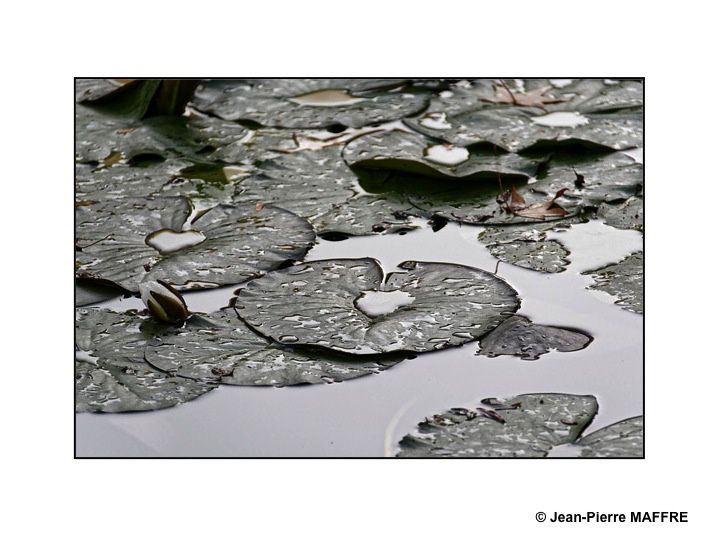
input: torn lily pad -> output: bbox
[397,394,642,457]
[583,251,643,314]
[75,308,217,413]
[397,393,598,457]
[192,79,429,129]
[477,315,592,360]
[76,197,315,292]
[145,310,406,386]
[235,259,519,355]
[343,130,539,180]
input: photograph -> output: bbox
[74,78,644,458]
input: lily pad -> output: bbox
[397,393,642,457]
[397,393,598,457]
[76,197,315,292]
[75,308,217,413]
[75,279,124,307]
[583,251,643,314]
[343,130,540,180]
[311,194,420,237]
[145,310,406,386]
[598,196,644,231]
[404,79,642,155]
[576,416,644,457]
[477,315,592,360]
[477,217,584,273]
[192,79,429,129]
[235,259,520,355]
[76,104,250,164]
[231,146,420,236]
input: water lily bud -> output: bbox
[139,280,190,324]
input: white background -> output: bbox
[2,1,717,538]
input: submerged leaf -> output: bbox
[235,259,520,355]
[145,310,407,386]
[75,308,216,413]
[477,315,592,359]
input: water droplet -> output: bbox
[146,229,206,255]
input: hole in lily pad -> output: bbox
[288,89,367,107]
[145,229,206,255]
[531,111,590,128]
[355,290,415,317]
[235,258,520,355]
[423,144,470,166]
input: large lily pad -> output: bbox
[583,251,643,314]
[76,103,250,164]
[75,308,217,413]
[192,79,429,129]
[477,315,592,360]
[145,310,406,386]
[397,393,598,457]
[75,279,124,307]
[76,197,315,292]
[235,259,520,355]
[406,79,642,152]
[343,130,540,180]
[397,393,642,457]
[231,146,420,236]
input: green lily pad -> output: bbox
[343,130,539,180]
[76,197,315,292]
[598,196,644,231]
[477,217,585,273]
[75,279,124,307]
[397,393,598,457]
[538,150,643,206]
[397,393,642,457]
[231,146,420,236]
[145,310,406,386]
[576,416,644,457]
[477,315,592,359]
[76,104,250,164]
[235,259,520,355]
[192,79,429,129]
[311,194,420,237]
[75,308,217,413]
[583,251,643,314]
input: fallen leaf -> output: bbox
[255,201,265,211]
[503,188,570,219]
[482,81,568,109]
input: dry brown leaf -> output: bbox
[482,81,568,109]
[512,188,569,219]
[255,201,265,211]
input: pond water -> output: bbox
[76,219,643,457]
